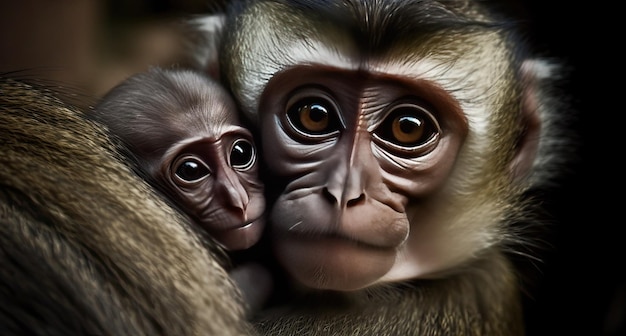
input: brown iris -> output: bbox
[298,103,329,133]
[391,115,425,145]
[286,93,342,140]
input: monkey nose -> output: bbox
[215,171,249,215]
[322,159,368,208]
[322,184,366,209]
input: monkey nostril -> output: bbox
[322,187,338,205]
[323,187,365,208]
[228,204,247,220]
[346,193,365,207]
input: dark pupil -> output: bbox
[175,160,208,181]
[231,140,253,167]
[295,101,330,133]
[398,116,421,134]
[307,104,327,122]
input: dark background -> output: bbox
[0,1,621,335]
[519,1,623,335]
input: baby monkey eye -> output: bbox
[230,138,256,171]
[373,103,441,156]
[173,156,211,183]
[285,89,343,141]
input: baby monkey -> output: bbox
[88,67,266,252]
[88,68,270,314]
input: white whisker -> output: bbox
[288,221,303,231]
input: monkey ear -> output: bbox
[187,14,227,81]
[509,59,548,182]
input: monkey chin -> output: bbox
[211,217,265,251]
[273,232,397,291]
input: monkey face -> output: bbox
[161,131,266,251]
[89,68,267,252]
[258,67,467,290]
[222,0,541,291]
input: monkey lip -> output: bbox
[279,230,396,252]
[278,223,403,250]
[274,231,397,290]
[211,217,265,251]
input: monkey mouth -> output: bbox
[275,215,407,250]
[270,193,410,249]
[273,231,397,290]
[211,216,265,251]
[278,229,396,251]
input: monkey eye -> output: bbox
[230,138,256,171]
[172,156,211,184]
[373,103,441,156]
[284,88,343,141]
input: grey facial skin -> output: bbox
[89,67,266,252]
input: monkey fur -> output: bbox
[0,75,253,336]
[0,0,575,334]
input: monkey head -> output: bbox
[91,68,266,251]
[220,1,546,290]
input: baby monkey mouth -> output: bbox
[211,216,266,251]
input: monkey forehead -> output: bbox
[227,2,515,141]
[171,104,242,134]
[161,128,253,161]
[175,126,253,145]
[161,87,243,138]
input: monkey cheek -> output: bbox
[212,217,265,251]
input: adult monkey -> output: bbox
[188,0,574,334]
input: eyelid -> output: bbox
[372,101,441,157]
[171,155,211,186]
[283,86,345,142]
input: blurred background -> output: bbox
[0,1,620,335]
[0,0,221,101]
